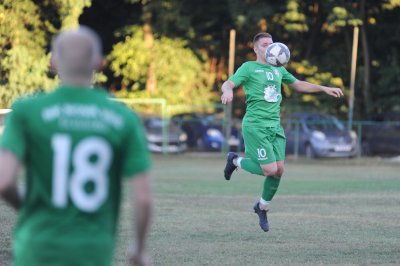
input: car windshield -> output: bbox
[305,116,344,131]
[146,118,180,128]
[203,115,222,125]
[146,118,165,127]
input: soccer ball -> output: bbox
[265,42,290,67]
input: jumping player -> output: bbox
[221,32,343,232]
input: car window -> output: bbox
[146,119,164,128]
[305,116,344,131]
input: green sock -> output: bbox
[239,157,264,176]
[262,176,281,201]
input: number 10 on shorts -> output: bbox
[257,148,267,159]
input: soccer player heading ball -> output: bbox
[0,26,153,266]
[221,32,343,232]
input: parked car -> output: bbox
[171,112,243,151]
[143,117,187,153]
[0,109,11,135]
[284,112,357,158]
[361,112,400,156]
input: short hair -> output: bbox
[51,26,102,77]
[253,32,273,44]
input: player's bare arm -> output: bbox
[0,149,22,210]
[289,80,344,98]
[129,172,153,266]
[221,80,236,104]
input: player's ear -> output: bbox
[49,55,57,73]
[95,58,105,71]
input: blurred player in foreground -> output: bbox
[221,32,343,232]
[0,26,153,266]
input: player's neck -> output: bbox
[59,76,93,88]
[256,57,267,64]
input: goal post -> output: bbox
[111,98,169,153]
[112,98,167,118]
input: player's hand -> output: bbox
[221,89,234,104]
[129,252,151,266]
[323,87,344,98]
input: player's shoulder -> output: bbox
[267,65,289,75]
[10,90,48,111]
[241,61,258,68]
[276,65,294,76]
[235,61,260,74]
[276,65,288,71]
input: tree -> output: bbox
[53,0,91,29]
[3,0,398,117]
[108,26,216,114]
[224,1,348,117]
[0,0,92,108]
[0,0,55,107]
[321,0,400,116]
[368,0,400,113]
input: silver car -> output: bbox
[143,117,187,153]
[284,112,358,158]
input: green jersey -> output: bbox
[229,61,296,127]
[0,85,151,266]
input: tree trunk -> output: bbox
[217,56,225,82]
[360,0,372,115]
[305,2,320,59]
[143,8,156,95]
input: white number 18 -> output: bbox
[51,134,112,212]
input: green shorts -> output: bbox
[242,123,286,164]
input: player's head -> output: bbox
[253,32,273,63]
[51,26,102,83]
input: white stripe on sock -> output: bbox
[237,157,243,168]
[260,198,270,206]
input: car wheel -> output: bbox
[305,144,315,159]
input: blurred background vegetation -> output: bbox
[0,0,399,119]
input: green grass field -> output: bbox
[1,154,400,265]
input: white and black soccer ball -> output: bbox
[265,42,290,67]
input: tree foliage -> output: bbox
[108,26,216,113]
[0,0,92,108]
[1,0,399,118]
[0,0,55,107]
[53,0,91,29]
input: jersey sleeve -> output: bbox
[0,101,27,160]
[281,67,297,85]
[228,63,250,87]
[122,112,151,179]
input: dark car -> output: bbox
[143,117,188,153]
[171,112,243,151]
[361,112,400,156]
[284,112,358,158]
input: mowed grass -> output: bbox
[1,154,400,265]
